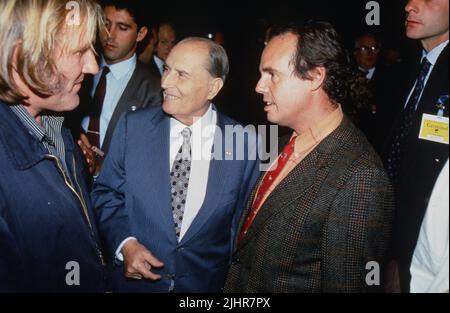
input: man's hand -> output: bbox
[78,133,101,176]
[122,240,164,281]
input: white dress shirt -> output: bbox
[410,159,449,293]
[404,40,449,110]
[115,104,217,259]
[359,66,376,80]
[82,54,136,147]
[169,104,217,240]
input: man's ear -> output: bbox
[136,26,148,43]
[309,66,326,91]
[207,77,224,101]
[11,41,22,70]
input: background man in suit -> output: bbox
[224,21,394,293]
[139,22,178,78]
[73,0,162,175]
[0,0,105,292]
[92,37,260,292]
[354,33,381,80]
[351,33,402,152]
[384,0,449,293]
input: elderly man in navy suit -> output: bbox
[92,37,260,292]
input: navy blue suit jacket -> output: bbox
[92,106,260,292]
[0,102,105,292]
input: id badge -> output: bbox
[418,113,449,145]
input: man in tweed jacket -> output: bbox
[224,21,394,293]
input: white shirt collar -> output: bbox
[153,55,165,72]
[170,104,215,136]
[358,66,376,80]
[101,54,137,80]
[423,40,449,65]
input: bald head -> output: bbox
[175,37,230,82]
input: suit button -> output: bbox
[232,258,240,265]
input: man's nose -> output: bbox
[255,77,267,94]
[405,0,416,14]
[83,49,99,75]
[161,69,171,89]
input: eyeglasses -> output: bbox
[355,46,380,54]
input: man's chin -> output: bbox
[162,102,174,116]
[63,96,81,112]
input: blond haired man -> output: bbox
[0,0,105,292]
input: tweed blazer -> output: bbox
[224,116,394,293]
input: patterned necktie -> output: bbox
[386,57,431,183]
[87,66,110,148]
[170,127,192,240]
[238,136,297,243]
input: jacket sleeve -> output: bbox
[91,114,132,257]
[321,165,395,292]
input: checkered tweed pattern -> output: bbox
[224,117,395,293]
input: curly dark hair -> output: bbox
[269,21,367,108]
[101,0,148,30]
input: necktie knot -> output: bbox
[418,57,431,82]
[180,127,191,161]
[102,66,110,76]
[181,127,191,141]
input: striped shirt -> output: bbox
[10,105,70,178]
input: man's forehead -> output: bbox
[160,25,176,37]
[357,36,378,46]
[168,42,209,68]
[261,35,296,66]
[104,6,135,24]
[58,26,92,53]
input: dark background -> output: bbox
[133,0,420,126]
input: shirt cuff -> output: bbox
[115,237,137,262]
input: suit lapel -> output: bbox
[103,64,142,152]
[181,111,232,245]
[236,149,319,249]
[419,45,449,114]
[138,110,178,242]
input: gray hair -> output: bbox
[179,37,229,82]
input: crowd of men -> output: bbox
[0,0,448,293]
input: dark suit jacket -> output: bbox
[384,44,449,292]
[0,102,105,292]
[91,106,261,292]
[148,57,162,79]
[225,117,394,293]
[367,63,404,152]
[67,60,162,155]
